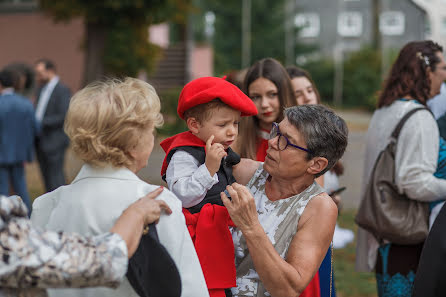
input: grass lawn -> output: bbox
[26,161,45,201]
[334,209,377,297]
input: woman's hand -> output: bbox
[127,187,172,225]
[221,183,260,234]
[110,187,172,258]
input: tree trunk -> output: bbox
[284,0,295,66]
[82,21,107,86]
[241,0,251,69]
[371,0,381,51]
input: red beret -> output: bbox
[177,77,258,119]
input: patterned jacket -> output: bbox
[0,196,128,297]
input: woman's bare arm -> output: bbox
[232,158,261,185]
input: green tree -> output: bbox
[39,0,192,85]
[343,47,382,109]
[194,0,314,75]
[304,58,335,103]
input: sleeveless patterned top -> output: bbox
[231,164,324,297]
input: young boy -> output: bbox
[160,76,257,297]
[160,76,257,213]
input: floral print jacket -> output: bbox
[0,196,128,297]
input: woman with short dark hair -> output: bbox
[226,105,348,297]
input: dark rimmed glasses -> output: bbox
[270,122,311,153]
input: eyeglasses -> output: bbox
[270,122,311,153]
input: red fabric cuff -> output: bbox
[183,204,236,289]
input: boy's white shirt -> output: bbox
[166,150,219,208]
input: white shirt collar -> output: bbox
[46,76,60,89]
[73,164,141,184]
[35,76,60,122]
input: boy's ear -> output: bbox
[306,157,329,176]
[186,117,200,134]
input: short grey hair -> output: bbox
[284,105,348,177]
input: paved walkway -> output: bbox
[62,109,372,210]
[336,109,371,209]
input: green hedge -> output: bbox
[304,58,335,105]
[304,47,398,111]
[342,47,382,110]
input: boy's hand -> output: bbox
[205,135,227,176]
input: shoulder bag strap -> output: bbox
[391,107,430,140]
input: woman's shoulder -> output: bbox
[246,162,267,187]
[233,159,263,186]
[372,101,435,133]
[31,186,67,228]
[301,191,338,223]
[137,182,182,211]
[399,105,437,138]
[407,106,435,123]
[309,191,337,208]
[376,99,427,113]
[156,188,182,210]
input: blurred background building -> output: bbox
[0,0,213,94]
[295,0,427,58]
[0,0,445,106]
[0,0,84,93]
[413,0,446,50]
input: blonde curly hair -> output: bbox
[64,77,163,168]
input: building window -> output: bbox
[442,17,446,35]
[204,11,216,39]
[337,12,363,37]
[380,11,405,36]
[425,18,431,37]
[295,13,320,38]
[0,0,37,11]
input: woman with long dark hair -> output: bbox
[234,58,295,161]
[286,65,321,105]
[356,40,446,296]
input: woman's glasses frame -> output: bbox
[270,122,311,153]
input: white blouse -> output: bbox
[356,100,446,271]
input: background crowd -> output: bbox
[1,37,446,297]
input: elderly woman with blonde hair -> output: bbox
[31,78,209,297]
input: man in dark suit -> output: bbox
[34,59,71,192]
[0,68,39,213]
